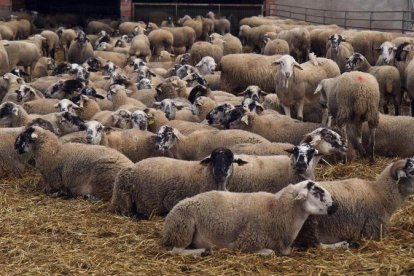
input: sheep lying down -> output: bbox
[162,180,338,256]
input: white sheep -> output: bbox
[315,71,380,161]
[15,126,133,201]
[273,54,340,121]
[162,180,337,256]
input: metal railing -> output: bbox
[268,4,414,33]
[132,2,263,24]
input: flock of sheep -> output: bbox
[0,10,413,257]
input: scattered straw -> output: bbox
[0,157,413,275]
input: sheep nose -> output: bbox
[327,201,338,215]
[285,72,290,78]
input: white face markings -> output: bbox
[296,180,337,215]
[131,110,148,130]
[85,120,104,144]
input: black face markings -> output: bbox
[404,158,414,176]
[0,102,15,118]
[311,185,326,202]
[222,106,245,129]
[15,126,36,154]
[27,118,55,133]
[306,181,315,190]
[201,147,236,186]
[395,42,410,61]
[188,85,209,104]
[63,112,85,127]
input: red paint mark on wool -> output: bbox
[356,75,364,82]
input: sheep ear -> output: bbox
[328,34,334,40]
[200,156,211,165]
[294,189,308,201]
[174,102,185,110]
[241,114,249,125]
[53,103,59,108]
[237,90,247,96]
[272,59,281,65]
[17,78,24,84]
[30,132,38,140]
[72,103,81,110]
[259,89,268,95]
[294,63,304,70]
[255,103,264,114]
[173,129,181,140]
[314,83,323,94]
[301,134,313,144]
[153,102,161,107]
[195,60,203,67]
[233,158,248,166]
[391,160,408,181]
[285,147,295,154]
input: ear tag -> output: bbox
[241,115,249,125]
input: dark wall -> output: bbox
[25,0,120,18]
[132,0,263,3]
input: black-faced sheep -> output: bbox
[111,147,248,218]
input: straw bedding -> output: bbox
[0,156,413,275]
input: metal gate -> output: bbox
[132,2,263,34]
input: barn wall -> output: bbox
[267,0,409,32]
[0,0,11,18]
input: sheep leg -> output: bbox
[170,247,206,256]
[321,108,329,125]
[367,124,376,162]
[393,96,400,116]
[320,241,349,249]
[255,249,275,256]
[296,99,305,121]
[382,103,389,114]
[281,104,291,118]
[346,123,366,158]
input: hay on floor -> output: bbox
[0,156,413,275]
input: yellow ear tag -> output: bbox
[241,115,249,125]
[148,119,155,125]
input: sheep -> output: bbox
[56,27,77,60]
[195,56,217,76]
[141,108,214,135]
[14,83,44,103]
[54,99,80,113]
[237,85,269,102]
[350,31,393,66]
[40,30,59,58]
[162,180,336,256]
[206,11,230,35]
[223,107,322,145]
[161,17,175,28]
[91,109,131,129]
[129,34,151,62]
[67,31,94,64]
[326,34,354,73]
[229,142,293,156]
[83,120,160,162]
[107,84,146,111]
[158,50,174,62]
[345,52,401,115]
[0,131,29,177]
[273,54,341,121]
[162,26,196,52]
[119,21,145,36]
[201,16,214,41]
[219,54,280,93]
[96,42,130,56]
[154,125,268,160]
[239,25,280,53]
[360,114,414,157]
[263,38,290,56]
[178,15,203,40]
[74,95,101,120]
[111,147,248,218]
[93,50,128,68]
[154,99,198,122]
[221,33,242,55]
[277,27,310,63]
[3,38,42,76]
[31,57,55,79]
[45,79,84,99]
[86,20,114,35]
[296,158,414,248]
[190,41,223,65]
[147,29,174,58]
[15,126,133,200]
[403,56,414,116]
[315,71,380,161]
[0,42,10,76]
